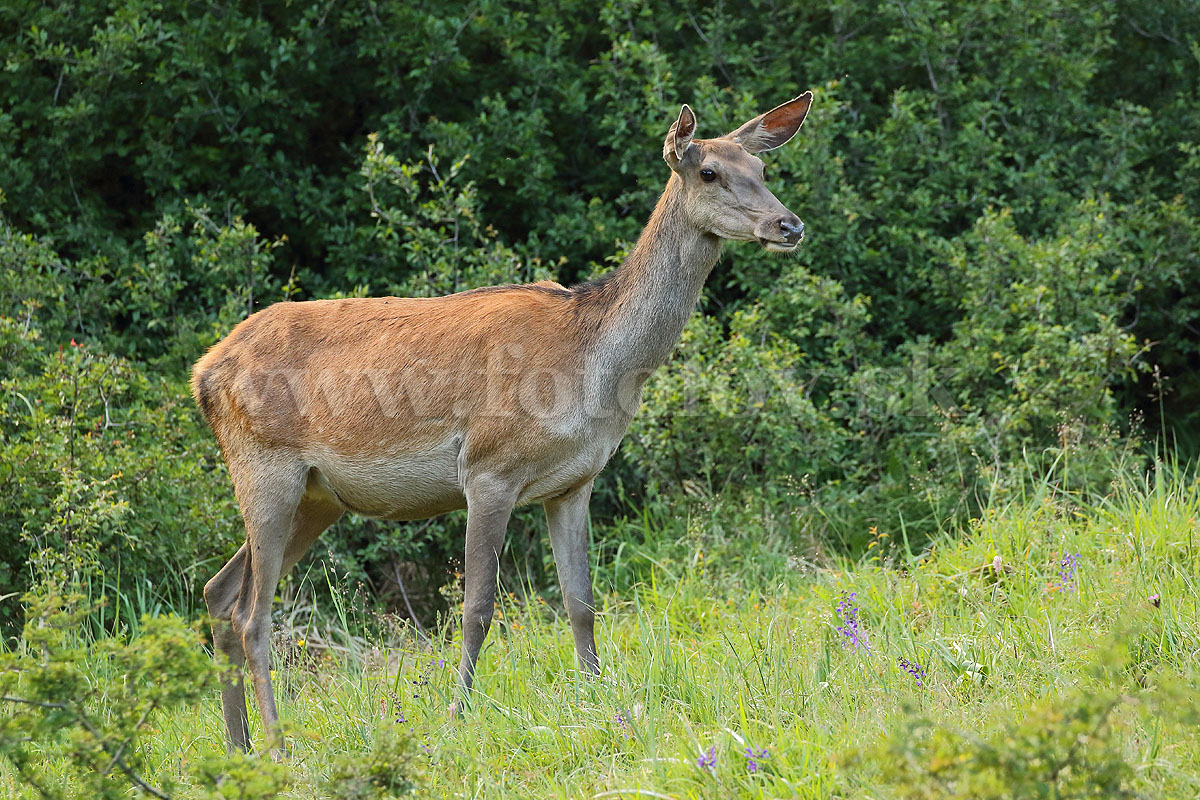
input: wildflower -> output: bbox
[1056,552,1080,592]
[411,668,431,698]
[615,710,632,739]
[296,637,306,648]
[744,746,768,773]
[898,656,927,687]
[696,744,717,770]
[867,526,888,552]
[834,592,871,652]
[1149,593,1161,608]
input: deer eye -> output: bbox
[700,167,716,182]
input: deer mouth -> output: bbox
[760,238,800,252]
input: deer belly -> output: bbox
[308,444,465,520]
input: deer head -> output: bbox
[662,92,812,251]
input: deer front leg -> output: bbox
[545,480,600,675]
[454,480,516,713]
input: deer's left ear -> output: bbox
[726,91,813,154]
[663,104,698,168]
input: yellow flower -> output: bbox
[297,638,306,648]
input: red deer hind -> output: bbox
[193,92,813,750]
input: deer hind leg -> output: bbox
[207,492,343,752]
[215,460,309,752]
[204,543,252,751]
[281,495,343,575]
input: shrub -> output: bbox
[0,588,218,799]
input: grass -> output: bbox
[3,464,1199,798]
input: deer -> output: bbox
[192,91,812,751]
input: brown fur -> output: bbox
[195,287,581,462]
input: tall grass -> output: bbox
[3,461,1198,798]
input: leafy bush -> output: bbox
[0,221,247,630]
[848,690,1137,798]
[321,724,424,800]
[0,588,218,799]
[0,0,1198,618]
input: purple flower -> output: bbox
[1056,552,1080,592]
[834,592,871,652]
[696,744,717,770]
[898,657,927,687]
[615,710,632,739]
[744,746,768,773]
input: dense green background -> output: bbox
[2,0,1198,630]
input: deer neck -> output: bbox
[581,174,722,390]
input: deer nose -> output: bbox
[780,217,804,244]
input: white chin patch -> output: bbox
[762,240,799,253]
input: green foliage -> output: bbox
[0,246,244,629]
[849,690,1138,798]
[321,725,422,800]
[347,134,554,296]
[190,752,293,800]
[0,587,217,799]
[846,627,1200,800]
[117,205,284,364]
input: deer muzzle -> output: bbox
[758,212,804,251]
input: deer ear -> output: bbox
[663,104,697,167]
[726,92,812,154]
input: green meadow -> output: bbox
[5,463,1197,798]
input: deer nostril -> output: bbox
[780,218,804,242]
